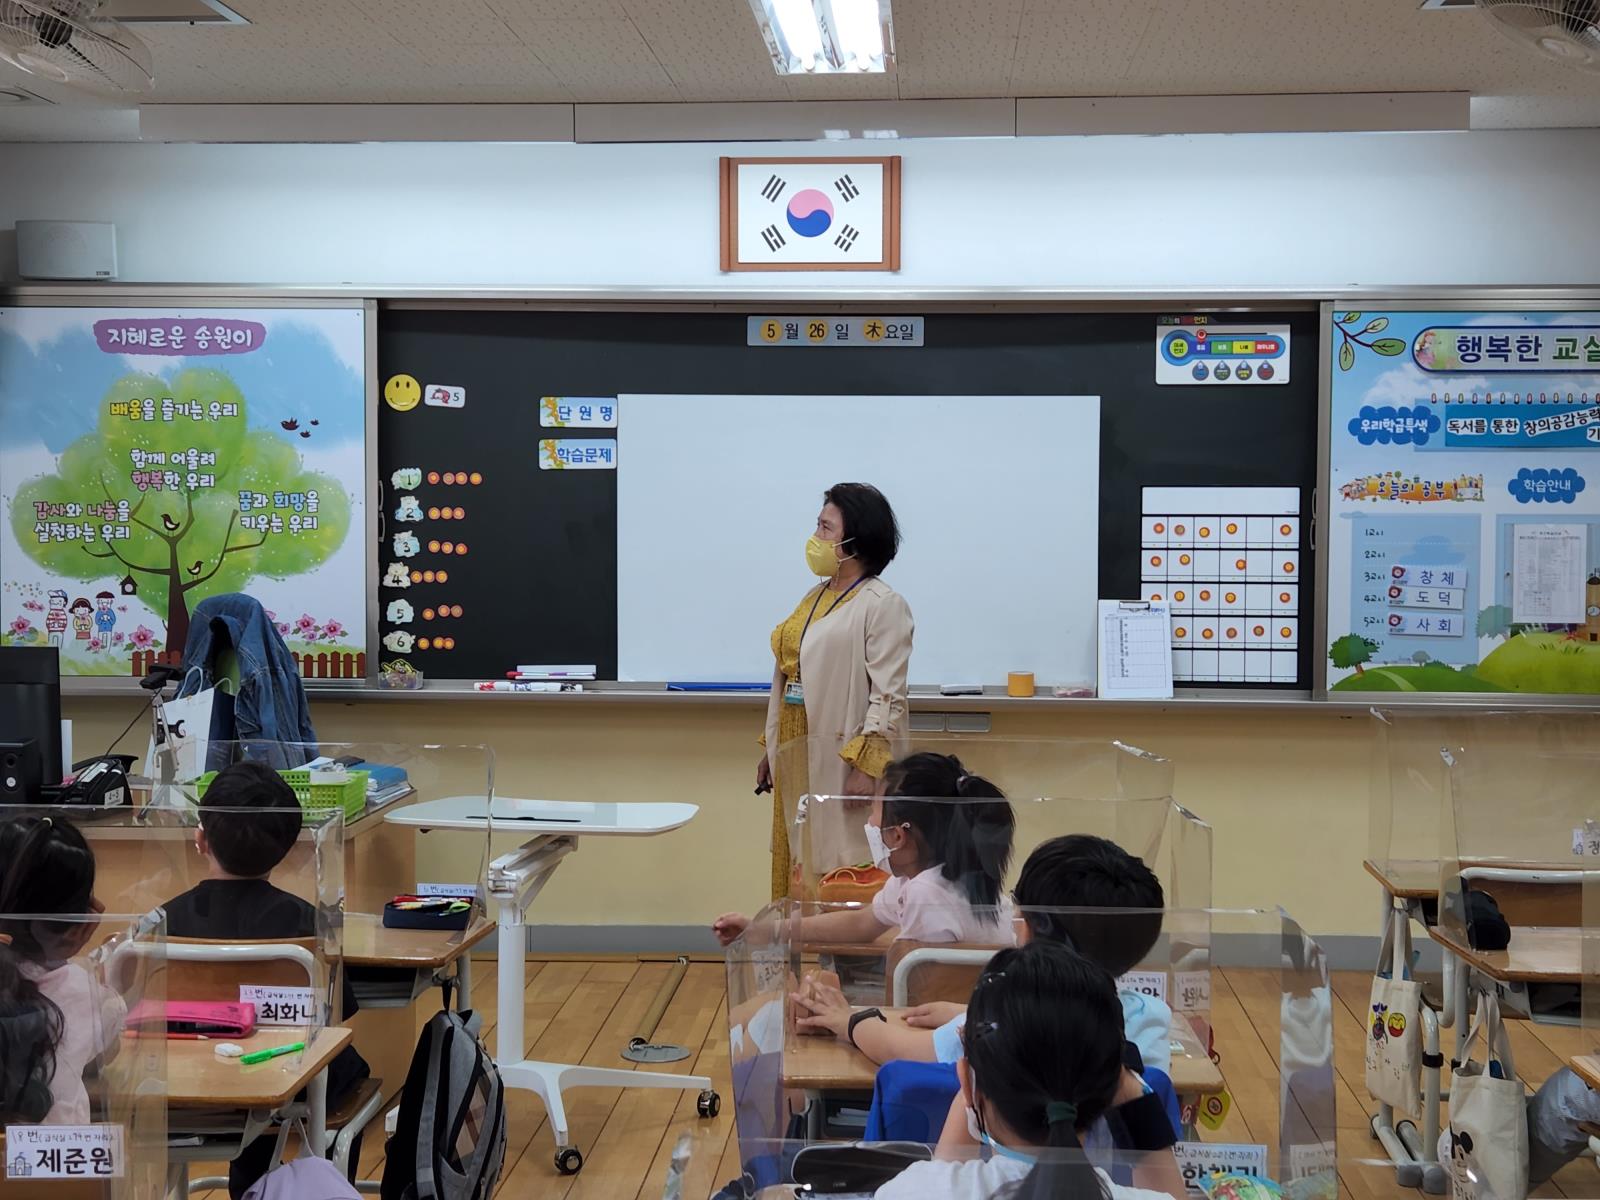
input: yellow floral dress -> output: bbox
[767,584,892,900]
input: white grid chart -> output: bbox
[1141,487,1301,683]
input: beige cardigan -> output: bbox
[765,576,914,873]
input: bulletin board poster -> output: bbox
[0,306,369,677]
[1326,307,1600,694]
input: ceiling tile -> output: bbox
[1008,0,1155,97]
[348,0,521,47]
[1120,0,1540,96]
[626,0,790,100]
[893,0,1023,99]
[185,0,405,47]
[484,0,632,32]
[508,18,679,100]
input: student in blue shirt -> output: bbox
[794,834,1171,1074]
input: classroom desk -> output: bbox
[165,1027,353,1111]
[1426,924,1581,985]
[1363,858,1441,901]
[342,912,493,1010]
[780,1011,1224,1140]
[387,796,716,1176]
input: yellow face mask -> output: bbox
[805,535,851,577]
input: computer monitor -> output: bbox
[0,646,63,790]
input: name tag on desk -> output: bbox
[4,1125,124,1180]
[241,985,317,1026]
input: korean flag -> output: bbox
[734,161,886,266]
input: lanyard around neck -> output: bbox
[796,575,867,680]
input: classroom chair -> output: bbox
[116,938,382,1195]
[885,942,997,1008]
[862,1060,1182,1147]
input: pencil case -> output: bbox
[383,898,473,931]
[125,999,257,1039]
[817,865,890,905]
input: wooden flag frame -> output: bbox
[719,155,902,272]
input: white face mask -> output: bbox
[863,822,891,870]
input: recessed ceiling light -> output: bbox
[748,0,894,74]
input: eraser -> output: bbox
[215,1042,244,1058]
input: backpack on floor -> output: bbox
[380,1009,506,1200]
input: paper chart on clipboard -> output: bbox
[1098,600,1174,700]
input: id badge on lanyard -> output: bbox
[789,576,863,710]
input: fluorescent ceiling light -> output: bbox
[749,0,894,74]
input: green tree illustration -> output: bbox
[9,369,349,653]
[1332,312,1409,372]
[1329,634,1379,675]
[1477,605,1513,641]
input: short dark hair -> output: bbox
[199,761,303,879]
[824,483,901,577]
[1013,834,1165,977]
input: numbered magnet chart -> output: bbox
[1142,487,1300,683]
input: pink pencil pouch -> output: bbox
[125,999,257,1039]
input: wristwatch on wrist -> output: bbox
[847,1007,888,1048]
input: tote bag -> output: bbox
[1365,906,1423,1117]
[1447,992,1528,1200]
[144,676,215,801]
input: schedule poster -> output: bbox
[1325,308,1600,694]
[0,306,369,677]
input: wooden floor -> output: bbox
[193,961,1600,1200]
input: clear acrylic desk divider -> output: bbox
[0,908,168,1200]
[772,735,1189,897]
[723,903,1334,1200]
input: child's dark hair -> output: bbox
[1013,834,1165,977]
[0,816,97,1122]
[964,940,1122,1200]
[881,752,1014,912]
[199,761,303,878]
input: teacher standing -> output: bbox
[758,483,913,899]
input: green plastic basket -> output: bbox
[194,766,369,821]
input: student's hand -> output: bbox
[842,767,875,809]
[755,754,773,795]
[712,913,750,946]
[791,974,854,1040]
[902,1000,965,1029]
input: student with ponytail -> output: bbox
[0,815,125,1125]
[715,752,1016,947]
[874,941,1176,1200]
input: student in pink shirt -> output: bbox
[714,752,1016,948]
[0,816,125,1126]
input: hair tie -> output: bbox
[1045,1101,1078,1127]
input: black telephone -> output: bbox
[48,754,137,807]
